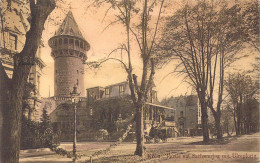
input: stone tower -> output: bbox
[49,11,90,98]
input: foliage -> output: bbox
[224,72,259,135]
[240,0,259,52]
[20,106,60,150]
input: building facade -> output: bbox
[161,95,202,136]
[86,81,177,138]
[0,0,45,121]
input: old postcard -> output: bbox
[0,0,259,162]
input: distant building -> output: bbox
[161,95,206,136]
[0,0,45,121]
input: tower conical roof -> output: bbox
[54,11,85,41]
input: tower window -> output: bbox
[80,42,83,48]
[59,38,62,45]
[54,39,57,46]
[56,70,58,73]
[64,38,68,44]
[69,39,74,45]
[9,33,17,50]
[77,70,79,74]
[75,40,79,47]
[76,79,79,85]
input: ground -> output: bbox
[20,132,259,163]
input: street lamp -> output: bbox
[70,85,80,162]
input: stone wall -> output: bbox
[54,56,85,97]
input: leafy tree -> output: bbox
[224,73,259,135]
[240,0,259,52]
[40,106,53,148]
[0,0,55,162]
[41,106,51,129]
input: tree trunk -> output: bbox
[226,119,230,136]
[234,114,237,135]
[0,1,55,162]
[215,113,222,139]
[199,94,209,143]
[134,102,145,156]
[1,82,24,162]
[237,104,241,135]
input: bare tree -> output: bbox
[157,1,246,142]
[0,0,55,162]
[92,0,164,156]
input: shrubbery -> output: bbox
[20,107,60,150]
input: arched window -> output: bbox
[59,38,62,45]
[64,38,68,44]
[69,39,74,45]
[75,40,79,47]
[54,39,57,46]
[80,41,83,48]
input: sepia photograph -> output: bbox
[0,0,259,162]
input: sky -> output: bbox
[39,0,258,101]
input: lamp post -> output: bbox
[70,85,80,162]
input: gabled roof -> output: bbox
[54,11,85,41]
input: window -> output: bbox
[75,40,79,47]
[77,70,79,74]
[54,39,57,46]
[69,39,74,45]
[64,38,68,44]
[76,79,79,85]
[37,75,40,94]
[59,38,62,45]
[29,73,34,81]
[90,108,93,116]
[119,85,124,93]
[9,33,17,50]
[105,88,110,95]
[180,111,184,117]
[80,42,83,48]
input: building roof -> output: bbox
[146,102,175,110]
[53,11,86,41]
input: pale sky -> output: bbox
[39,0,258,100]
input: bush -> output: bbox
[20,117,60,149]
